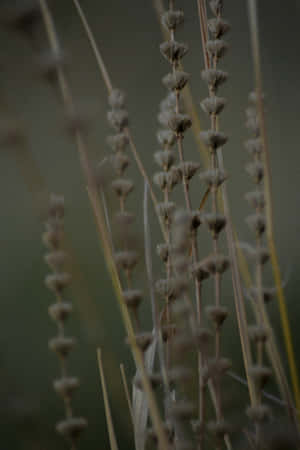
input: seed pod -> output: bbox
[201,96,226,115]
[245,190,265,209]
[244,137,262,156]
[114,250,139,271]
[45,273,71,293]
[203,212,226,236]
[123,289,143,309]
[248,325,269,343]
[201,69,228,91]
[107,132,129,152]
[200,130,228,149]
[178,161,201,181]
[53,377,79,398]
[44,250,67,271]
[56,417,87,439]
[110,153,129,175]
[162,71,189,91]
[201,254,230,275]
[108,89,126,108]
[206,305,228,327]
[190,261,210,282]
[111,178,134,199]
[157,129,176,147]
[206,39,228,59]
[249,365,272,389]
[203,357,231,383]
[155,277,188,301]
[200,169,227,188]
[246,213,266,235]
[245,161,264,183]
[208,18,230,38]
[167,113,192,134]
[48,302,73,322]
[49,336,75,357]
[160,40,188,63]
[153,172,168,190]
[154,150,175,170]
[161,10,184,30]
[246,114,260,135]
[157,201,176,223]
[107,109,128,131]
[134,332,153,352]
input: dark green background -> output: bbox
[1,0,300,448]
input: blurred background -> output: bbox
[1,0,300,448]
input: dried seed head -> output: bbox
[49,336,75,357]
[201,254,230,275]
[42,229,64,250]
[53,377,79,398]
[157,201,176,223]
[111,178,134,199]
[154,150,175,170]
[178,161,201,181]
[209,0,223,16]
[249,365,272,389]
[56,417,87,439]
[195,327,213,351]
[160,40,189,64]
[200,130,228,149]
[248,286,276,303]
[206,305,228,327]
[170,401,195,420]
[201,96,226,115]
[155,277,188,301]
[248,325,269,343]
[246,404,271,422]
[107,109,128,131]
[45,273,71,293]
[160,92,178,112]
[153,172,168,190]
[44,250,67,271]
[157,129,176,147]
[200,168,227,188]
[190,261,210,282]
[238,242,269,264]
[203,212,226,236]
[114,250,138,271]
[201,69,228,91]
[123,289,143,309]
[245,161,264,183]
[134,332,153,352]
[107,132,129,152]
[167,112,192,134]
[110,153,129,175]
[206,39,228,59]
[162,71,189,91]
[245,190,265,209]
[156,243,169,263]
[208,17,230,38]
[161,9,184,30]
[246,213,266,235]
[190,211,202,229]
[244,137,262,156]
[108,89,126,109]
[48,302,73,322]
[208,420,232,440]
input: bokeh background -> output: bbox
[1,0,300,448]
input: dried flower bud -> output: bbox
[206,305,228,327]
[45,273,71,293]
[203,212,226,236]
[248,325,269,343]
[111,178,134,199]
[53,377,79,398]
[114,250,138,271]
[178,161,201,181]
[154,150,175,170]
[56,417,87,439]
[49,336,75,357]
[107,133,129,152]
[168,113,192,134]
[208,18,230,38]
[200,130,228,149]
[155,277,188,301]
[245,190,265,209]
[201,69,228,91]
[108,89,125,108]
[157,129,176,147]
[107,109,128,131]
[246,213,266,235]
[160,40,188,63]
[209,0,223,16]
[162,71,189,91]
[245,161,264,183]
[246,404,271,422]
[249,365,272,389]
[201,96,226,115]
[157,201,176,223]
[244,137,262,156]
[48,302,73,322]
[161,10,184,30]
[123,289,143,309]
[200,169,227,188]
[44,250,67,271]
[110,153,129,175]
[206,39,228,59]
[201,254,230,275]
[153,172,168,190]
[190,261,210,282]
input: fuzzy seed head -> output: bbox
[48,302,72,322]
[201,69,228,91]
[45,272,71,293]
[108,89,126,109]
[162,71,189,91]
[53,377,79,398]
[206,305,228,327]
[56,417,87,440]
[206,39,228,59]
[168,112,192,134]
[111,178,134,199]
[123,289,143,309]
[107,109,128,131]
[246,213,266,235]
[200,130,228,149]
[157,129,176,147]
[208,17,230,38]
[201,96,226,116]
[200,169,227,188]
[160,40,188,64]
[154,150,175,170]
[161,10,184,31]
[49,336,75,357]
[107,132,129,152]
[114,250,139,271]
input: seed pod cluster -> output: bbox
[43,194,87,447]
